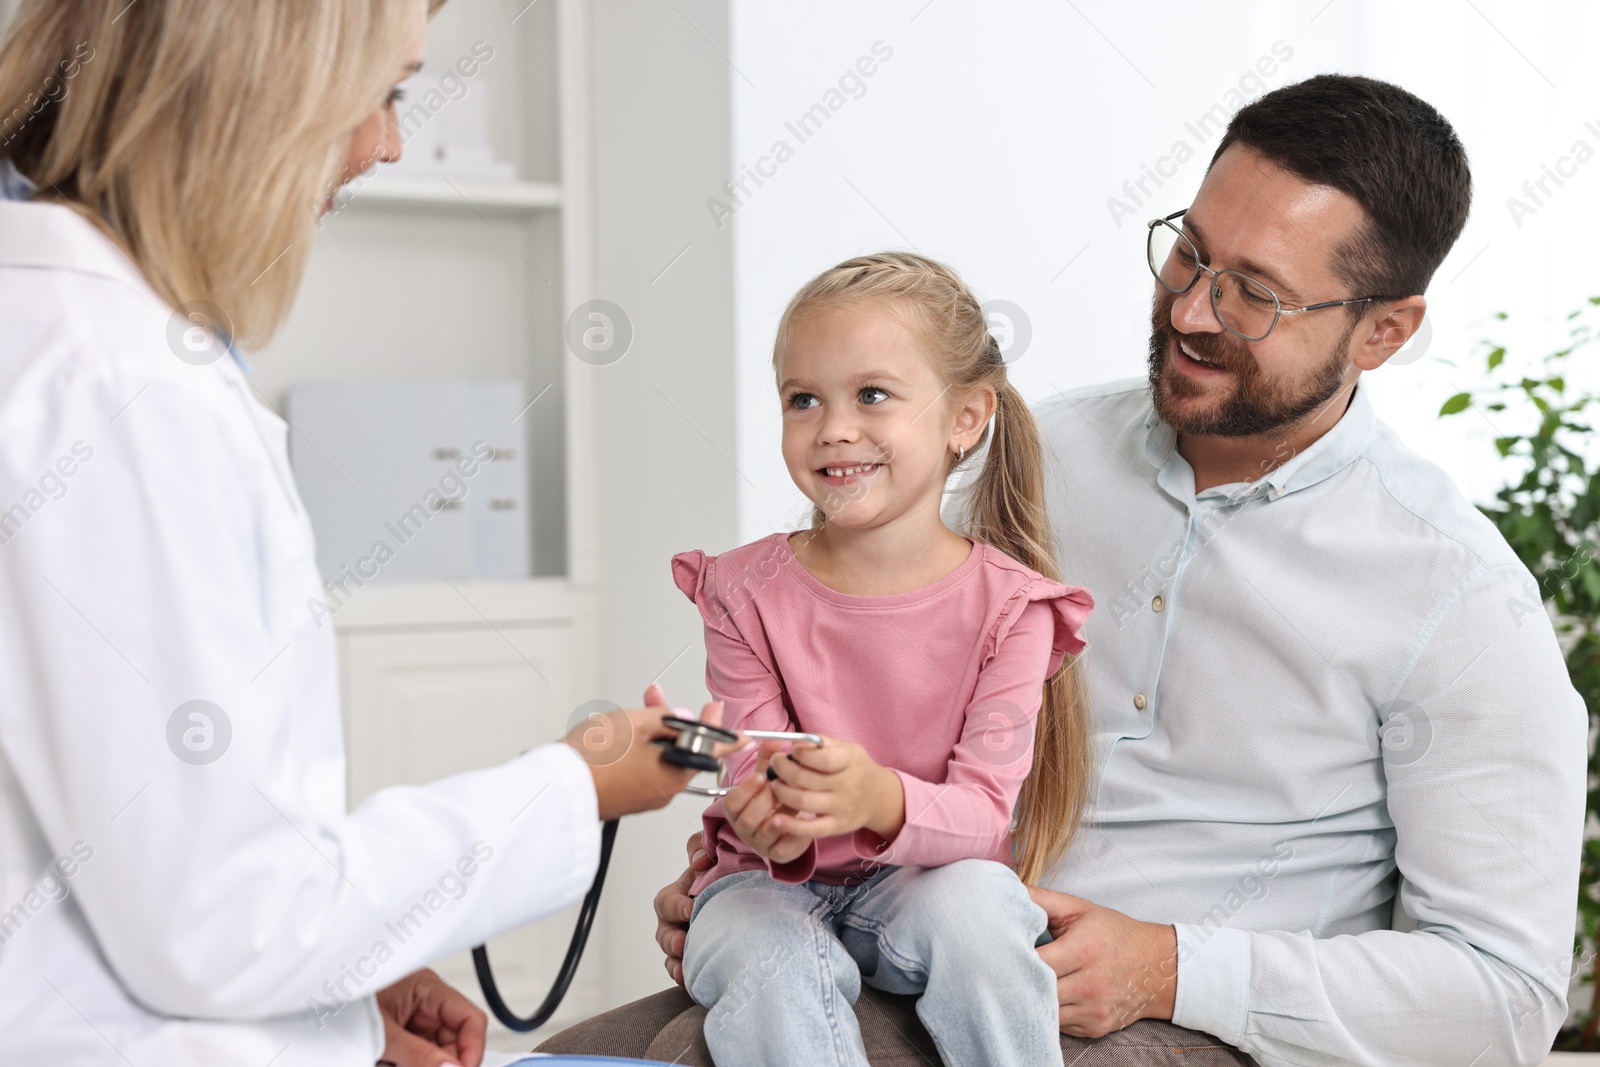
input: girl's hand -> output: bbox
[724,740,812,865]
[766,737,906,842]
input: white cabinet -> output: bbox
[336,579,603,1037]
[253,0,600,583]
[341,628,575,805]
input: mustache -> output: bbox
[1151,298,1251,372]
[1175,330,1241,369]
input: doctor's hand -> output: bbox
[654,831,714,986]
[563,685,743,821]
[376,968,486,1067]
[1029,886,1178,1038]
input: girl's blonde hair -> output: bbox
[772,251,1093,885]
[0,0,432,348]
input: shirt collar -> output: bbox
[0,164,154,293]
[0,157,32,202]
[0,158,252,375]
[1143,380,1376,504]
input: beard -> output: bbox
[1146,290,1356,438]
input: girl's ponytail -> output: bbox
[968,375,1093,886]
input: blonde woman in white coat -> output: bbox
[0,2,733,1065]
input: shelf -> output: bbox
[329,577,593,632]
[339,175,563,214]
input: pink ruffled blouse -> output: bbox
[671,532,1093,893]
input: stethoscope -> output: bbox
[472,715,824,1032]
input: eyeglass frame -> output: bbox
[1146,209,1399,342]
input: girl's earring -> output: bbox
[957,444,966,461]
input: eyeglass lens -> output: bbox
[1148,222,1280,340]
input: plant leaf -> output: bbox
[1582,562,1600,605]
[1440,393,1473,416]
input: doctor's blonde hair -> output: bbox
[773,252,1094,886]
[0,0,441,347]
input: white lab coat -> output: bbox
[0,198,601,1065]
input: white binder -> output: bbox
[285,380,530,583]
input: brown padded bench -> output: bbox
[534,985,1257,1065]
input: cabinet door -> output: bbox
[340,624,599,1033]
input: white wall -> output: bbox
[586,0,741,1008]
[725,0,1600,540]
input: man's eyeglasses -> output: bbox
[1146,210,1396,342]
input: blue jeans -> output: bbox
[682,859,1063,1067]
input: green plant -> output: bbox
[1439,299,1600,1049]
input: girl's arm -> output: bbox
[769,597,1068,870]
[672,550,794,762]
[672,550,818,881]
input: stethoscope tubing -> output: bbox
[473,723,826,1029]
[472,817,620,1032]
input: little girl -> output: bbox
[673,252,1094,1067]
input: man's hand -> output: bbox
[654,832,714,986]
[1029,886,1179,1038]
[376,968,486,1067]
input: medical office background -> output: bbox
[4,0,1599,1040]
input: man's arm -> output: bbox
[1034,563,1586,1067]
[1185,564,1582,1066]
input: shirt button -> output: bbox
[1151,595,1165,612]
[1133,693,1147,710]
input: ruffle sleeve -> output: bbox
[672,546,811,883]
[672,548,733,637]
[672,549,708,605]
[990,578,1094,677]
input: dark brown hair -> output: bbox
[1212,74,1471,303]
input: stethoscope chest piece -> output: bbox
[656,715,739,773]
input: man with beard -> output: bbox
[542,75,1585,1066]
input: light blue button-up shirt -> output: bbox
[1034,378,1585,1066]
